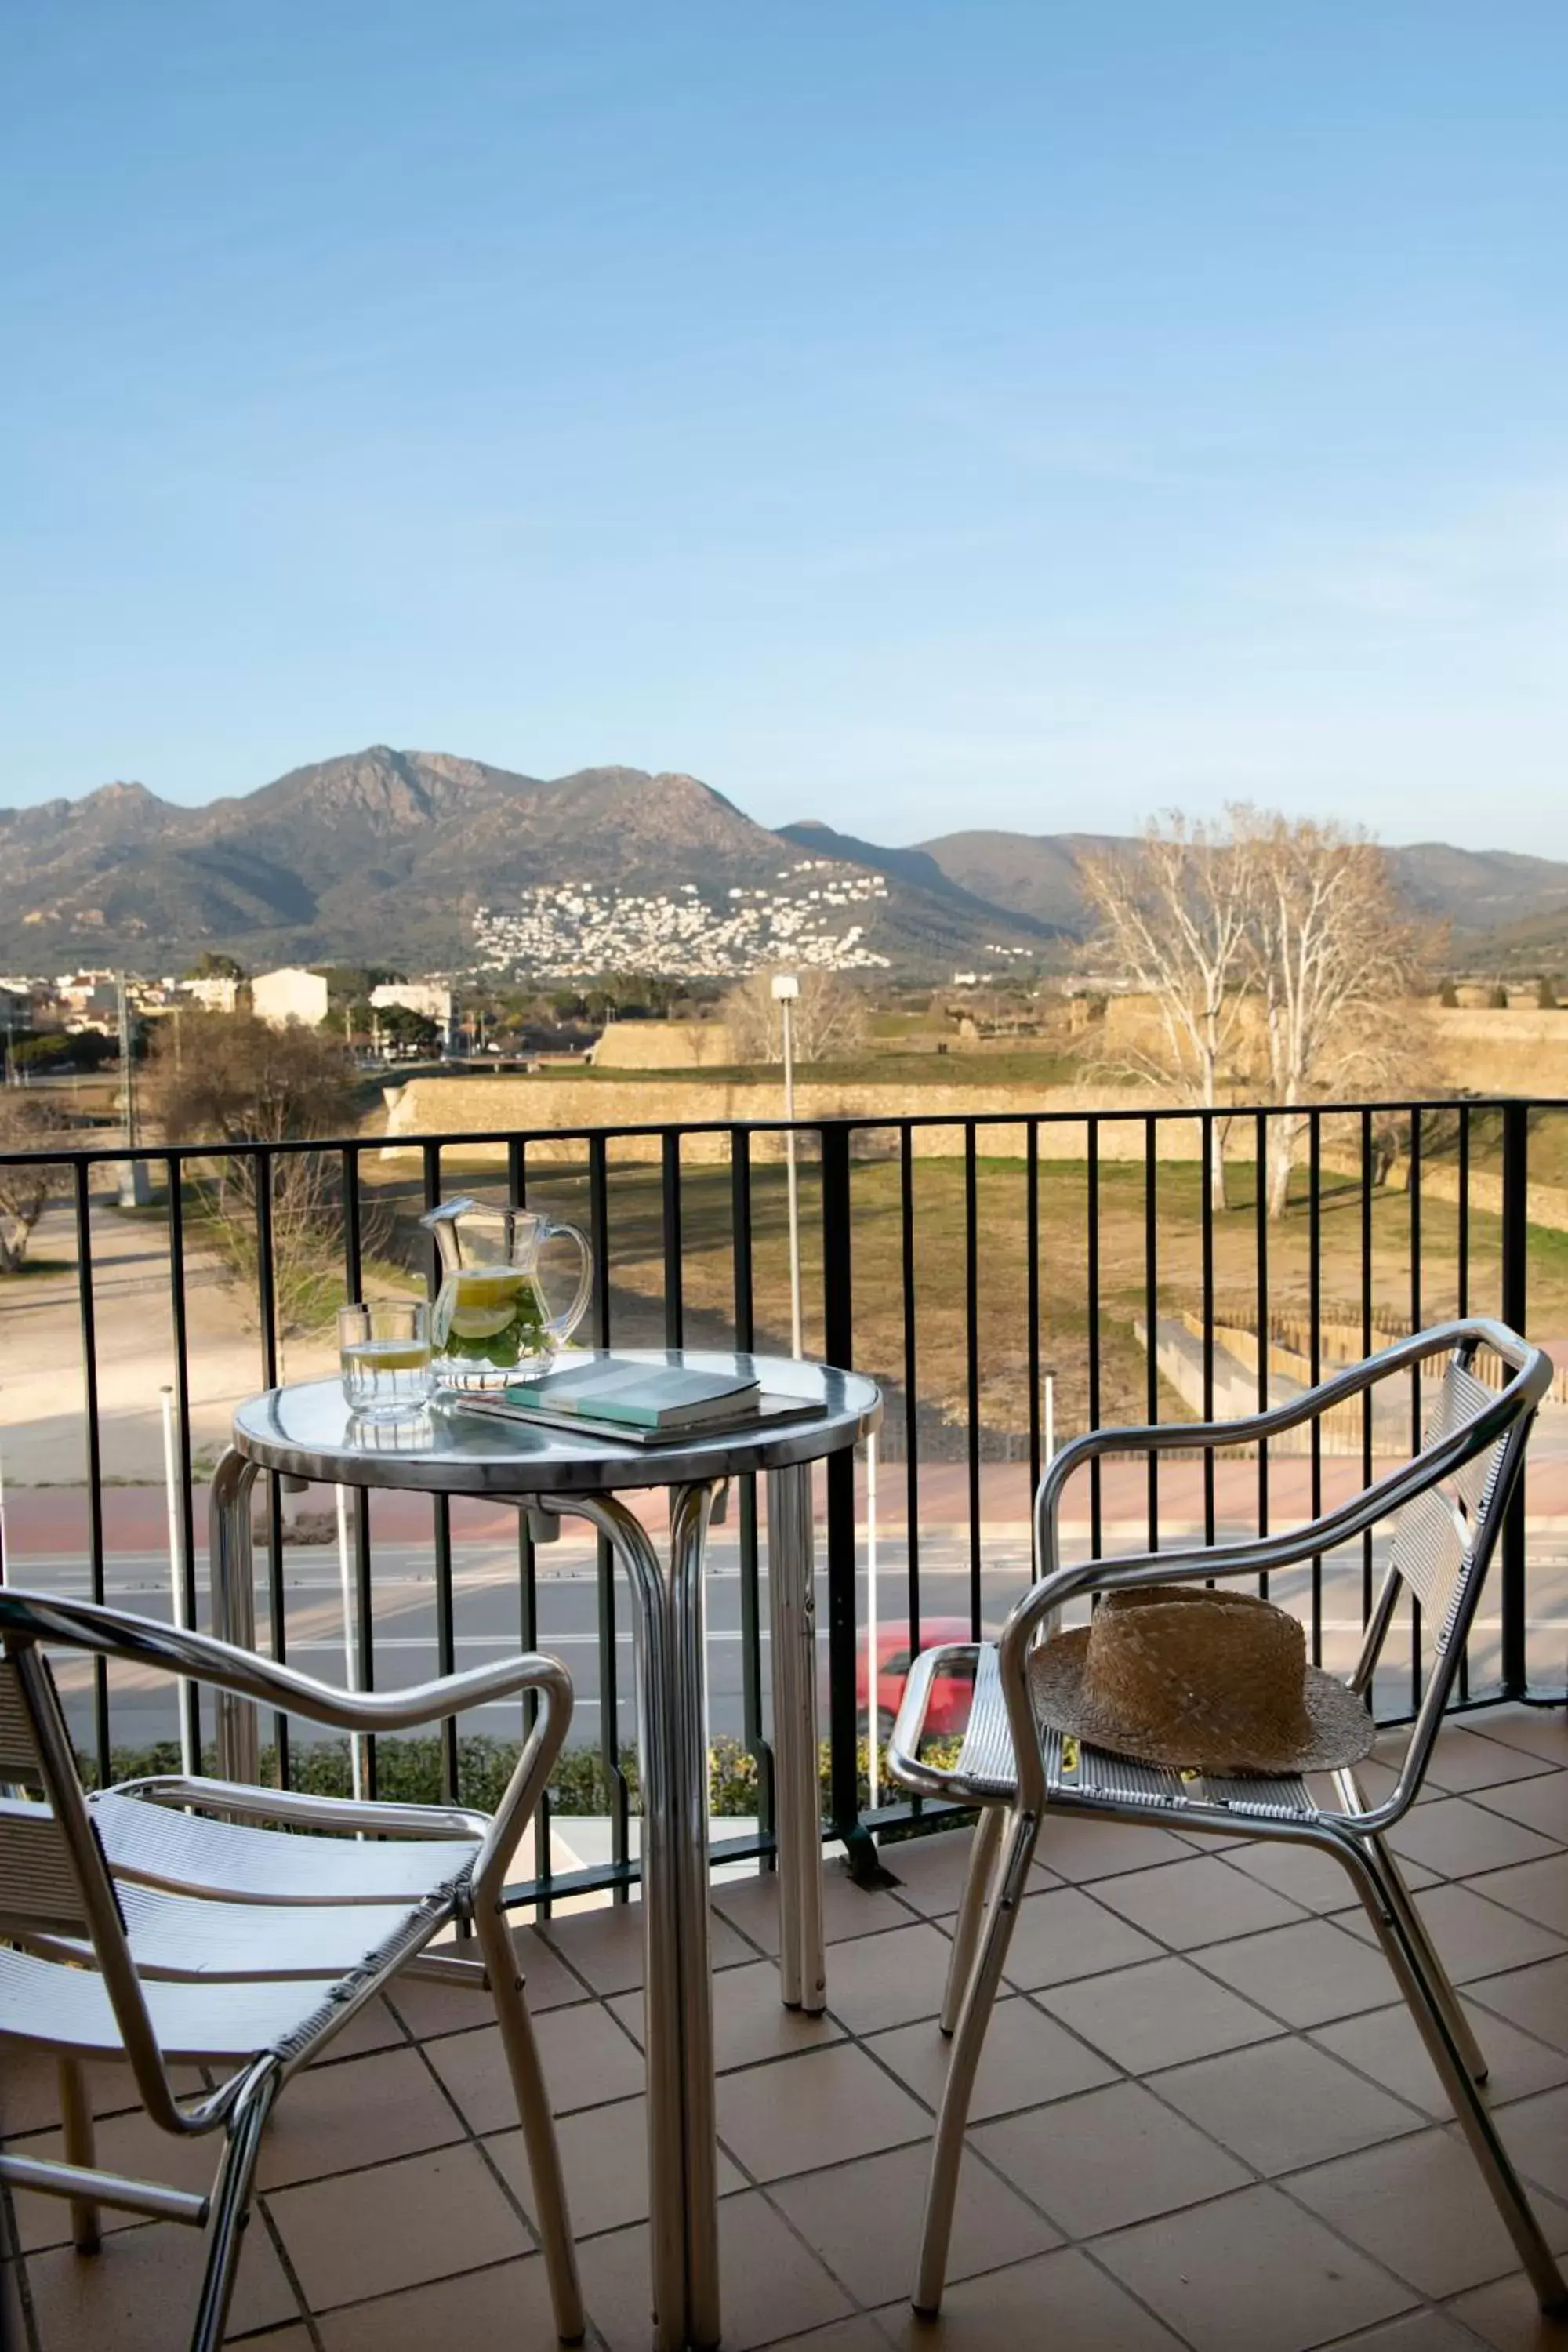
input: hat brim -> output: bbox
[1029,1626,1377,1778]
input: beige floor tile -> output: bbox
[485,2091,746,2239]
[1092,2180,1415,2351]
[1467,1957,1568,2055]
[971,2078,1249,2237]
[1389,1799,1564,1880]
[873,1825,1004,1917]
[716,2042,929,2183]
[1091,1856,1310,1950]
[1448,2267,1568,2350]
[1316,2316,1490,2351]
[764,2321,892,2352]
[610,1957,844,2072]
[1470,1859,1568,1939]
[1470,1774,1568,1845]
[229,2328,318,2348]
[267,2142,533,2310]
[1033,1813,1200,1884]
[817,1921,957,2034]
[714,1868,914,1959]
[424,1999,644,2131]
[0,2050,206,2140]
[1338,1884,1568,1984]
[1423,1729,1559,1796]
[1036,1954,1283,2074]
[769,2138,1059,2306]
[866,1995,1116,2120]
[20,2212,299,2352]
[1289,2126,1568,2299]
[1151,2035,1426,2174]
[1311,1998,1568,2118]
[314,2253,560,2350]
[621,1950,829,2049]
[577,2190,851,2351]
[873,2241,1189,2350]
[4,2099,219,2255]
[1459,1710,1568,1766]
[310,1994,408,2062]
[1220,1839,1396,1915]
[538,1895,752,1991]
[996,1885,1164,1991]
[385,1926,586,2038]
[256,2045,463,2190]
[1194,1916,1401,2027]
[1489,2085,1568,2201]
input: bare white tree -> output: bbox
[1236,811,1428,1218]
[722,968,869,1065]
[0,1095,68,1275]
[1077,814,1254,1208]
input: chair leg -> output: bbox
[189,2060,281,2352]
[940,1807,1003,2038]
[916,1806,1040,2316]
[1328,1834,1567,2314]
[57,2059,100,2254]
[1365,1832,1489,2082]
[476,1901,586,2344]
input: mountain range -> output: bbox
[2,746,1565,977]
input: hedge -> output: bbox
[89,1732,963,1820]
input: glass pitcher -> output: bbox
[421,1196,593,1390]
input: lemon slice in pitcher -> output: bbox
[448,1265,528,1340]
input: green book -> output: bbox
[502,1357,761,1432]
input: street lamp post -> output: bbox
[771,972,803,1357]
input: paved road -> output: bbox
[14,1524,1567,1759]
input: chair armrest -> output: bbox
[885,1644,981,1801]
[0,1587,570,1737]
[109,1776,492,1841]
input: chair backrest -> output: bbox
[1364,1326,1545,1801]
[0,1619,172,2114]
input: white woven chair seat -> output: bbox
[45,1878,430,1981]
[955,1642,1319,1821]
[90,1788,480,1903]
[0,1943,345,2062]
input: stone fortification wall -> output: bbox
[589,1021,740,1070]
[1096,999,1568,1100]
[379,1076,1185,1163]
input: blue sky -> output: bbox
[5,2,1566,852]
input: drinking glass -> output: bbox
[339,1301,433,1421]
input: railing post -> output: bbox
[1500,1102,1529,1699]
[819,1123,887,1886]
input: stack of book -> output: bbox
[456,1356,822,1446]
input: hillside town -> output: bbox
[472,858,894,978]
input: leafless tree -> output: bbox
[0,1095,69,1275]
[1235,811,1430,1217]
[143,1012,376,1334]
[1077,815,1254,1208]
[722,969,869,1065]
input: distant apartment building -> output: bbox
[252,966,329,1028]
[181,975,241,1013]
[370,980,454,1041]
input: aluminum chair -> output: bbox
[0,1586,584,2350]
[887,1317,1566,2318]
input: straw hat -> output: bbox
[1030,1585,1375,1777]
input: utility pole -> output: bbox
[772,971,803,1356]
[118,972,151,1207]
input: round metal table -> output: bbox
[208,1350,880,2352]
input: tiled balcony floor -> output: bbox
[4,1704,1568,2352]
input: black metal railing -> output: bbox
[1,1094,1565,1911]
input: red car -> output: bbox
[856,1618,985,1742]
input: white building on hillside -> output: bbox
[370,980,454,1040]
[252,966,328,1028]
[182,975,240,1013]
